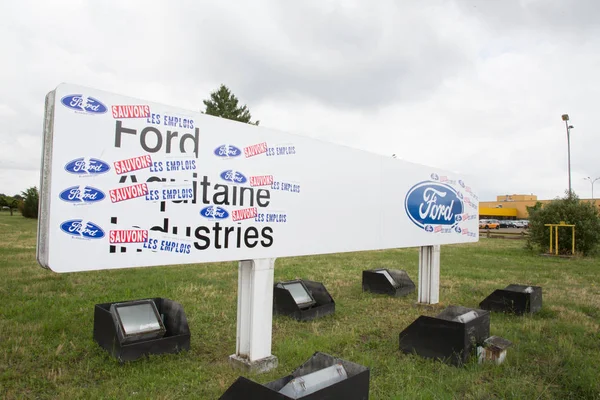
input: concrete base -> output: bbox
[228,354,279,374]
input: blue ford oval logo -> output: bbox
[64,158,110,175]
[59,186,105,203]
[60,94,108,114]
[214,144,242,158]
[220,170,247,184]
[60,220,105,239]
[200,206,230,219]
[405,181,464,229]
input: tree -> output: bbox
[21,187,39,219]
[202,84,259,126]
[0,195,19,216]
[526,190,600,256]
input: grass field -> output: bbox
[1,212,599,399]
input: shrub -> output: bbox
[527,191,600,256]
[21,187,39,219]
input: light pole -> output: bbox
[561,114,574,197]
[584,176,600,199]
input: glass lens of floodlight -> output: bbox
[375,269,396,286]
[455,310,478,323]
[279,364,348,398]
[284,282,313,306]
[116,303,161,335]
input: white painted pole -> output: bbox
[229,258,278,373]
[418,245,440,304]
[418,246,429,303]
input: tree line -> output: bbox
[0,188,37,218]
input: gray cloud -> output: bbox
[177,1,472,108]
[454,0,600,35]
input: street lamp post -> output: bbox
[561,114,574,197]
[584,176,600,199]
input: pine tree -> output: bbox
[202,84,259,125]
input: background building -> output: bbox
[479,194,600,219]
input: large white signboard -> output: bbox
[37,83,479,273]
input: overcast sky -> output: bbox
[1,0,599,201]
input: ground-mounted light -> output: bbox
[399,305,490,366]
[219,351,370,400]
[273,279,335,322]
[362,268,415,297]
[477,335,513,365]
[479,284,542,315]
[110,299,166,345]
[93,297,190,362]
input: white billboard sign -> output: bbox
[38,83,479,273]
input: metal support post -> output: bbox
[229,258,278,373]
[418,245,441,304]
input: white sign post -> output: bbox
[38,83,479,372]
[418,245,441,304]
[230,258,278,371]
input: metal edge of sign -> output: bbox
[37,89,56,270]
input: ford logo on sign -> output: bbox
[59,186,105,203]
[60,95,108,114]
[405,181,464,229]
[220,170,247,184]
[64,158,110,175]
[200,206,229,219]
[60,220,105,239]
[214,144,242,158]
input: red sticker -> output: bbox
[231,207,258,222]
[111,105,150,119]
[109,183,149,203]
[109,229,148,243]
[244,142,268,158]
[249,175,274,187]
[113,155,153,175]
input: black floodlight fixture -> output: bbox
[362,268,415,297]
[479,284,542,315]
[219,352,370,400]
[399,305,490,366]
[274,279,335,321]
[93,297,190,362]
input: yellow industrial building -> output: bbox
[479,194,600,219]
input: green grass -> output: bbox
[1,212,599,399]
